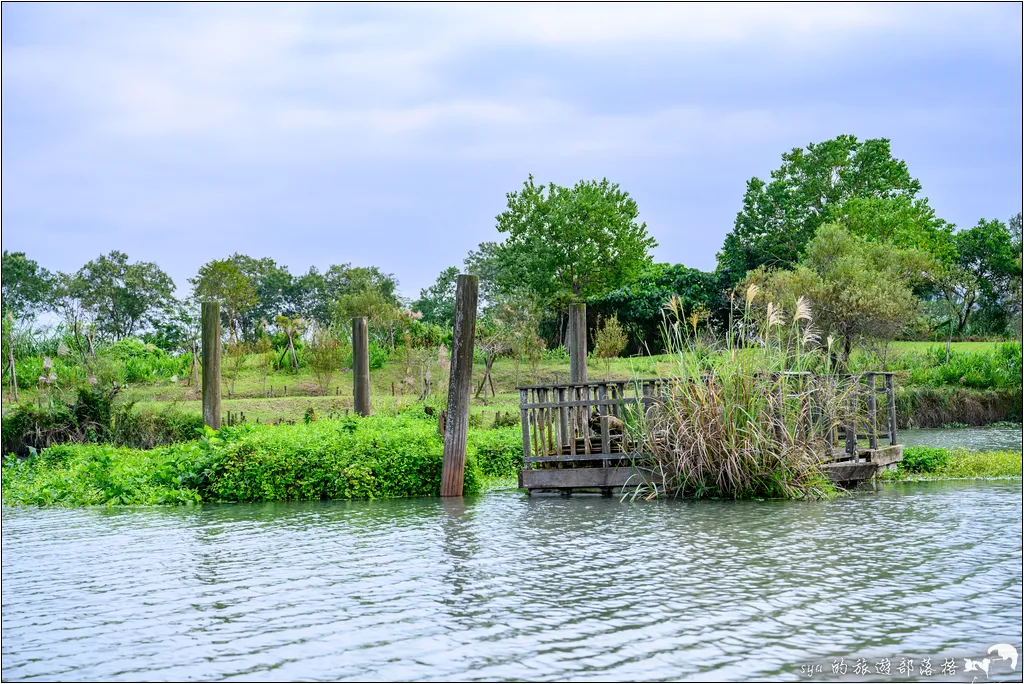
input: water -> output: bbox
[3,483,1022,682]
[900,425,1023,452]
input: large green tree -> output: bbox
[488,176,657,304]
[413,266,459,328]
[1,251,52,318]
[588,262,722,354]
[189,258,259,340]
[953,217,1021,332]
[73,251,176,341]
[717,135,934,285]
[754,223,933,363]
[297,264,400,325]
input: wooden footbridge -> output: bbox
[517,373,903,496]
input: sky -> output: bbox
[2,3,1022,301]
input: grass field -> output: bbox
[6,340,1019,426]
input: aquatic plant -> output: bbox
[635,288,852,500]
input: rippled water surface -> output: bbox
[900,425,1023,452]
[3,482,1022,681]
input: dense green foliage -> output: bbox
[892,447,1021,479]
[1,415,523,506]
[2,251,52,318]
[2,385,202,456]
[716,135,940,285]
[753,223,934,363]
[483,175,657,304]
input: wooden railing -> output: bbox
[517,372,898,469]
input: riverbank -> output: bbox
[4,415,1020,507]
[882,446,1022,482]
[1,413,524,506]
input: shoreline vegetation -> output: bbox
[3,139,1021,506]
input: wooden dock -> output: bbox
[517,373,903,496]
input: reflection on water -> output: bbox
[900,425,1022,452]
[2,483,1022,681]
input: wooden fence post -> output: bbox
[866,372,878,449]
[201,302,221,430]
[353,316,370,416]
[569,302,587,384]
[441,275,478,497]
[886,373,898,445]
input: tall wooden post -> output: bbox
[441,274,478,497]
[201,302,221,429]
[569,302,587,384]
[352,316,370,416]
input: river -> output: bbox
[3,480,1022,681]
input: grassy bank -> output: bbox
[883,446,1022,481]
[1,414,523,506]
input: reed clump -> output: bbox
[638,287,853,500]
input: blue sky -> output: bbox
[2,3,1021,300]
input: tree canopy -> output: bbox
[1,250,52,318]
[717,135,933,285]
[486,176,657,304]
[752,223,934,362]
[72,251,176,341]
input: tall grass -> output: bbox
[637,288,851,500]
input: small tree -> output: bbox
[222,340,247,397]
[274,315,304,372]
[306,323,349,395]
[594,314,628,377]
[253,320,274,397]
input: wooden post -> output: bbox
[886,373,898,445]
[568,302,587,384]
[201,302,221,430]
[352,316,370,416]
[845,378,858,459]
[441,274,478,497]
[866,372,878,449]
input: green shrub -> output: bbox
[900,446,953,473]
[890,447,1022,479]
[1,413,519,505]
[468,427,523,478]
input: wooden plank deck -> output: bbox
[517,374,904,495]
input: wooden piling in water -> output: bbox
[353,316,370,416]
[441,275,478,497]
[568,303,587,384]
[201,302,221,430]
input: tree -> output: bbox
[826,195,956,263]
[491,175,657,304]
[306,323,349,395]
[717,135,928,285]
[190,258,258,341]
[953,218,1021,333]
[1,251,52,318]
[413,266,459,327]
[593,314,628,376]
[588,262,722,354]
[297,263,400,325]
[754,223,933,364]
[74,251,175,341]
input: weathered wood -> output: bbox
[557,387,568,456]
[352,317,371,416]
[441,274,478,497]
[201,302,221,429]
[520,466,663,490]
[598,383,610,467]
[520,388,532,468]
[886,373,898,445]
[866,372,878,449]
[845,384,857,458]
[568,302,587,384]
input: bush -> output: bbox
[1,413,522,505]
[900,446,953,473]
[1,385,201,456]
[468,427,523,478]
[892,447,1022,478]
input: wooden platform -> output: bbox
[517,375,904,496]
